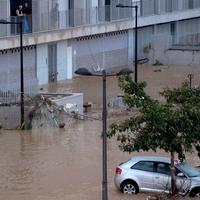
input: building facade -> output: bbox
[0,0,200,91]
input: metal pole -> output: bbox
[188,74,193,89]
[134,5,138,83]
[102,69,108,200]
[20,21,25,129]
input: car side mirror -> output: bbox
[177,172,184,177]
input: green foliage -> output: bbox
[108,76,200,159]
[161,82,200,108]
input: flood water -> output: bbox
[0,120,135,200]
[1,65,200,200]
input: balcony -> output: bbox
[0,0,200,38]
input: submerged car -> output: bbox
[114,156,200,197]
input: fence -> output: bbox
[0,90,20,106]
[0,78,38,128]
[0,81,38,105]
[0,88,21,129]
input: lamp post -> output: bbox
[116,3,138,82]
[0,19,24,129]
[75,67,133,200]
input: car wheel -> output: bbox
[190,188,200,198]
[121,181,138,195]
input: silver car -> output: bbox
[114,156,200,197]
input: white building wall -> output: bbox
[128,25,154,65]
[166,49,200,66]
[138,26,154,59]
[91,0,98,7]
[36,40,73,85]
[0,0,9,19]
[0,0,10,36]
[0,47,37,93]
[0,51,20,89]
[69,31,128,72]
[36,44,48,85]
[148,18,200,66]
[149,23,171,64]
[57,40,72,80]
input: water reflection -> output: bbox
[0,120,106,200]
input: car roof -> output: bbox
[131,156,171,163]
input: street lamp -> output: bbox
[0,19,24,129]
[116,3,138,82]
[75,67,133,200]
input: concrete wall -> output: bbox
[0,47,38,93]
[165,49,200,66]
[69,30,128,72]
[149,34,171,65]
[150,45,200,66]
[49,93,84,115]
[149,33,200,66]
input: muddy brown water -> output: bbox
[1,65,200,200]
[0,120,138,200]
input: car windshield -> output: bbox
[178,162,200,177]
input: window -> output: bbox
[156,162,171,175]
[131,161,154,172]
[178,162,200,177]
[170,22,176,36]
[189,0,194,9]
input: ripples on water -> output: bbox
[0,120,107,200]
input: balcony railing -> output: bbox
[0,0,200,38]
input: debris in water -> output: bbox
[59,122,65,128]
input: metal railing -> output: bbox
[171,33,200,46]
[0,79,38,102]
[0,0,200,38]
[0,89,20,105]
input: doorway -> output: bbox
[10,0,32,16]
[105,0,110,21]
[48,44,57,82]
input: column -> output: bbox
[128,29,134,65]
[36,44,48,85]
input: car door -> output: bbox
[175,167,191,195]
[131,161,155,192]
[153,162,171,193]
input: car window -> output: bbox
[156,162,170,175]
[177,162,200,177]
[131,161,154,172]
